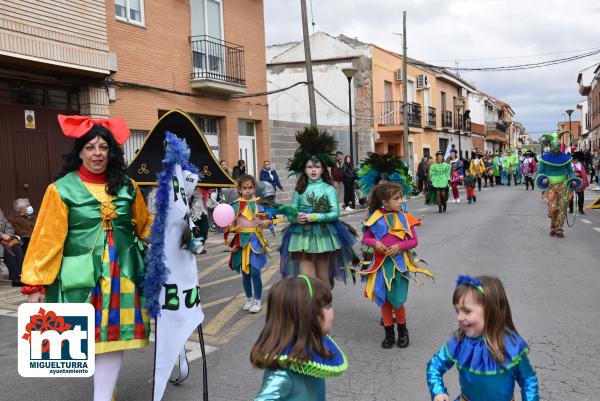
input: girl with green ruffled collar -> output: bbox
[251,275,347,400]
[427,275,539,401]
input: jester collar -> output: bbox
[363,209,420,241]
[540,152,571,167]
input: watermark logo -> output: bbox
[18,303,95,377]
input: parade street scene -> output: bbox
[1,1,600,401]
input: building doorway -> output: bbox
[238,119,256,176]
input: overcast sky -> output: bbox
[263,0,600,138]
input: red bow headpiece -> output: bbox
[57,114,131,144]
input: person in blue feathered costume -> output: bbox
[426,275,539,401]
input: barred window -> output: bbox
[123,130,148,165]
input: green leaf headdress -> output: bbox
[357,152,413,196]
[288,127,338,174]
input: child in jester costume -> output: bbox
[226,175,272,313]
[536,134,581,238]
[278,127,359,287]
[357,153,433,349]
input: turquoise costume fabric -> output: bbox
[536,152,576,185]
[279,178,357,282]
[254,335,347,401]
[426,333,539,401]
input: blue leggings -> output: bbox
[242,268,262,300]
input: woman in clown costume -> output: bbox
[21,115,152,401]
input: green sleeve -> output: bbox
[536,161,545,177]
[288,192,300,223]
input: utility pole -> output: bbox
[300,0,317,128]
[402,11,409,164]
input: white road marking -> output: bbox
[0,308,17,317]
[580,219,592,224]
[594,227,600,233]
[419,208,429,212]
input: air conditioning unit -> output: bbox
[395,69,403,82]
[416,74,430,89]
[458,88,467,97]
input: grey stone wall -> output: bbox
[269,119,350,203]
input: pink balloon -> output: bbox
[213,203,235,227]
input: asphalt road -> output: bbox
[2,185,600,401]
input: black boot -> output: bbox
[382,326,395,349]
[438,205,443,213]
[396,323,409,348]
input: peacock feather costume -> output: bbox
[279,127,359,283]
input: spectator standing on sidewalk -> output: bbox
[331,151,344,203]
[232,159,246,179]
[8,198,36,254]
[259,160,283,204]
[1,208,24,286]
[417,156,428,194]
[342,155,357,210]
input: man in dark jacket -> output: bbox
[259,160,284,203]
[331,151,344,202]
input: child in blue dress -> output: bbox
[250,275,347,400]
[427,275,539,401]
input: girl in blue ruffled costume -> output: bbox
[427,275,539,401]
[279,128,358,286]
[251,275,347,400]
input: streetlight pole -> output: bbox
[454,97,464,159]
[342,68,357,162]
[566,108,574,132]
[402,11,409,164]
[300,0,317,128]
[566,108,574,150]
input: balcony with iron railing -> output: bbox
[378,101,422,128]
[485,121,507,132]
[453,114,472,131]
[190,35,246,94]
[441,110,453,129]
[425,106,436,128]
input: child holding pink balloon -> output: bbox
[226,175,272,313]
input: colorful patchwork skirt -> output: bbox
[89,231,150,354]
[280,221,358,282]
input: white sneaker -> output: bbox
[249,299,262,313]
[344,206,353,211]
[456,198,461,203]
[243,298,253,311]
[451,199,456,203]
